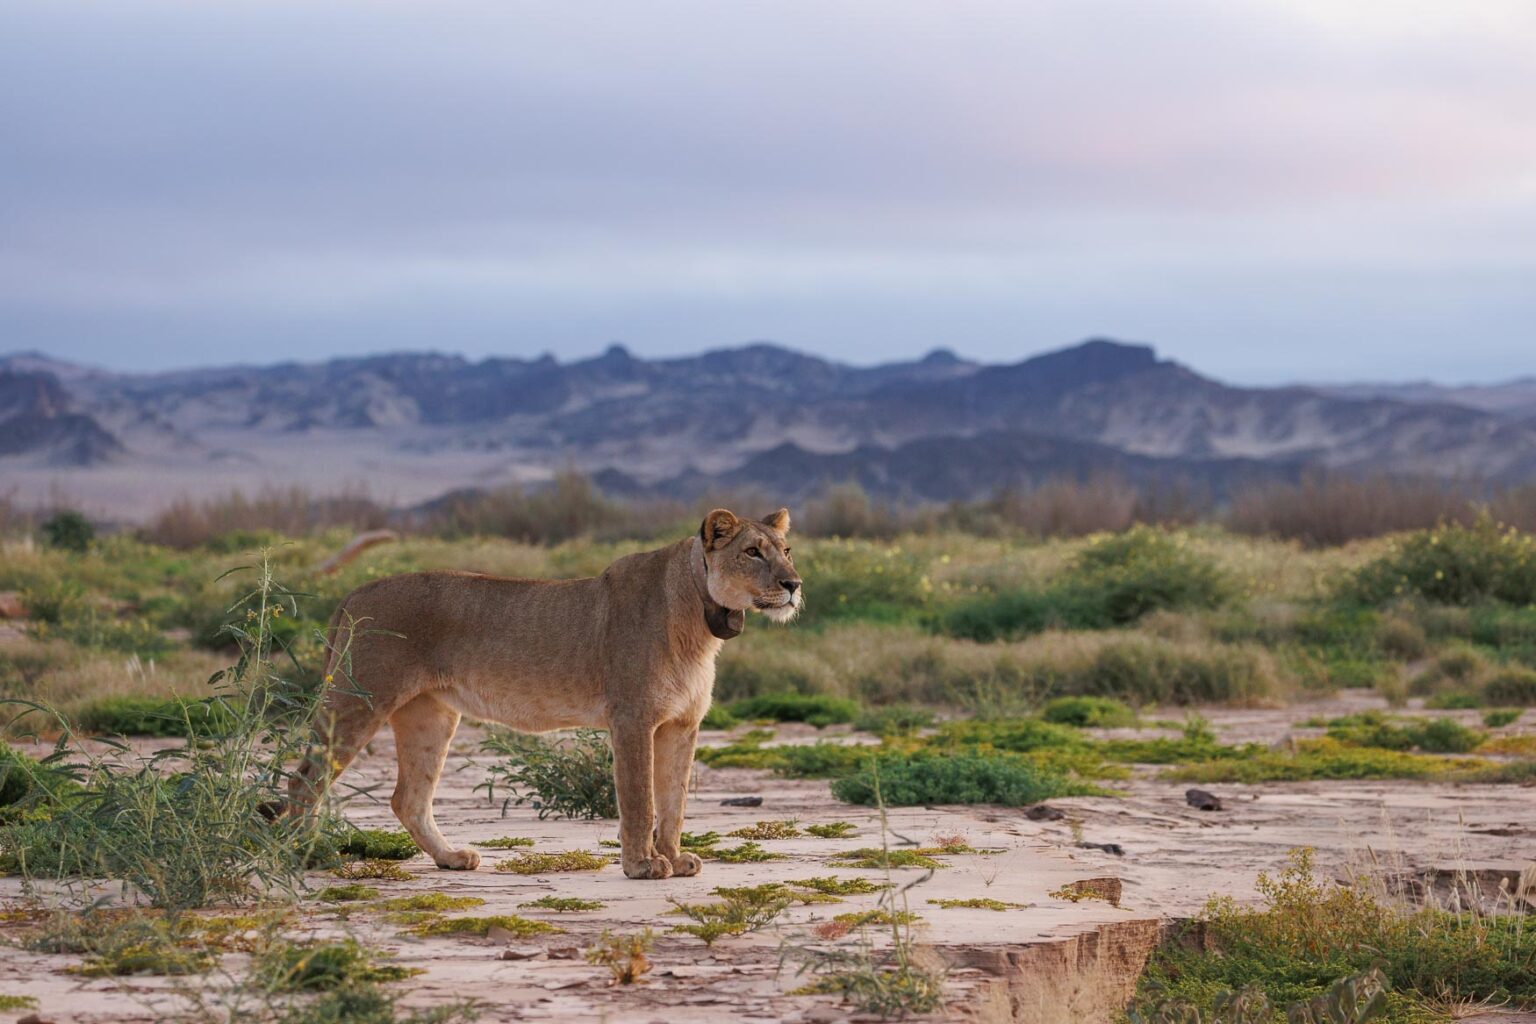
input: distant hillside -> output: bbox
[2,339,1532,518]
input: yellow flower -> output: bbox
[272,606,282,617]
[325,674,335,684]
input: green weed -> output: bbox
[670,885,791,945]
[494,849,612,874]
[928,897,1025,911]
[1130,849,1536,1021]
[478,728,616,820]
[585,929,653,984]
[521,896,604,912]
[471,836,534,849]
[726,693,859,727]
[727,819,801,840]
[255,938,420,990]
[409,914,561,938]
[707,841,783,863]
[1040,695,1138,728]
[334,859,413,881]
[312,884,379,903]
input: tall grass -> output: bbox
[0,555,348,908]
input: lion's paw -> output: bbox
[623,855,675,880]
[435,848,481,871]
[668,851,703,877]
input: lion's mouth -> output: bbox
[754,591,802,624]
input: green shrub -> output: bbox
[478,729,616,820]
[1424,691,1481,709]
[1483,708,1523,728]
[1484,667,1536,706]
[935,717,1089,753]
[1324,712,1485,754]
[1468,604,1536,662]
[1054,527,1231,627]
[1042,635,1279,705]
[696,735,875,777]
[1170,739,1485,783]
[1040,695,1137,728]
[852,704,934,735]
[699,704,739,730]
[794,540,931,625]
[726,693,858,727]
[830,751,1098,807]
[934,589,1053,643]
[41,510,94,553]
[935,530,1228,640]
[1345,519,1536,607]
[73,696,237,738]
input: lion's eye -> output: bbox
[745,546,762,559]
[783,547,791,556]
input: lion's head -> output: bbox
[699,507,802,623]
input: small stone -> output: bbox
[547,946,582,959]
[1076,840,1125,856]
[1185,788,1223,811]
[0,592,25,619]
[721,795,763,807]
[1025,804,1066,821]
[499,946,545,960]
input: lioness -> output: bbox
[288,507,801,880]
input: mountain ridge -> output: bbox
[2,339,1532,517]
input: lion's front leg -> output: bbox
[653,720,702,877]
[610,718,673,879]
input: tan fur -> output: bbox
[288,508,801,879]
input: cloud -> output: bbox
[1,0,1533,379]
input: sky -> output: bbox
[2,1,1534,384]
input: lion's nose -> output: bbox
[781,579,801,596]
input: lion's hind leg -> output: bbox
[286,691,390,820]
[390,693,479,870]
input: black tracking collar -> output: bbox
[704,602,745,641]
[691,537,745,640]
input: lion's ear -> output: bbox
[700,508,742,549]
[763,508,791,536]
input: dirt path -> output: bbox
[2,700,1534,1023]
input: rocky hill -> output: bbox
[1,340,1531,516]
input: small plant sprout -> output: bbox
[586,929,654,985]
[805,821,858,839]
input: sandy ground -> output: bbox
[1,698,1534,1023]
